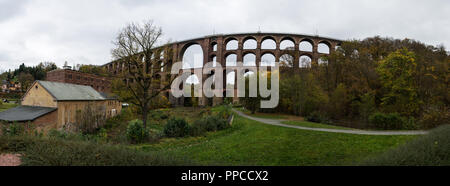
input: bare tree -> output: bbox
[111,20,173,128]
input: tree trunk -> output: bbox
[142,106,148,129]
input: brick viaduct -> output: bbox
[102,32,342,107]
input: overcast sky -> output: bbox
[0,0,448,71]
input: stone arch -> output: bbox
[260,52,276,66]
[180,43,203,69]
[261,36,277,49]
[209,55,217,67]
[225,53,237,66]
[186,74,200,85]
[318,41,331,54]
[243,52,256,66]
[226,71,236,85]
[225,38,239,50]
[299,54,312,68]
[280,37,296,50]
[279,54,294,67]
[299,39,314,52]
[243,36,257,49]
[211,42,218,52]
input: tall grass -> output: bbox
[0,136,194,166]
[362,125,450,166]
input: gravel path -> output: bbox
[233,109,428,136]
[0,154,21,166]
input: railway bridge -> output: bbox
[103,32,342,106]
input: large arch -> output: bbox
[243,53,256,66]
[226,53,237,66]
[182,43,203,69]
[261,37,277,49]
[261,53,276,66]
[299,55,312,68]
[280,38,295,50]
[299,39,313,52]
[225,38,238,50]
[243,37,257,49]
[279,54,294,67]
[318,41,331,54]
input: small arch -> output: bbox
[299,39,313,52]
[160,50,165,59]
[279,54,294,67]
[243,37,257,49]
[318,41,331,54]
[226,38,238,50]
[243,53,256,66]
[226,71,236,85]
[181,43,203,69]
[186,74,200,85]
[261,37,277,49]
[299,55,312,68]
[318,57,328,65]
[226,53,237,66]
[261,53,276,66]
[280,39,295,50]
[211,42,218,52]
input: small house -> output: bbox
[0,81,121,131]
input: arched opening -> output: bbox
[160,50,165,59]
[261,38,276,49]
[261,53,276,66]
[299,55,312,68]
[182,44,203,69]
[227,71,236,85]
[160,62,164,72]
[243,53,256,66]
[226,53,237,66]
[210,55,217,67]
[211,42,217,52]
[318,57,328,65]
[318,42,330,54]
[243,38,257,49]
[299,40,313,52]
[186,74,200,85]
[279,54,294,67]
[226,39,238,50]
[280,39,295,50]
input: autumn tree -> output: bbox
[18,72,34,92]
[376,48,419,116]
[111,20,173,128]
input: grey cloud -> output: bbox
[0,0,448,72]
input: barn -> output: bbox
[0,81,121,132]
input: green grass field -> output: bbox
[138,114,416,166]
[0,102,17,112]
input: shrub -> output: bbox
[368,112,413,130]
[419,106,449,129]
[1,122,25,136]
[306,111,331,124]
[126,119,150,144]
[0,136,193,166]
[362,125,450,166]
[190,115,230,136]
[163,118,190,138]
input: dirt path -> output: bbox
[233,109,428,136]
[0,153,21,166]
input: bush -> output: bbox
[420,107,449,129]
[0,136,193,166]
[163,118,190,138]
[190,115,231,136]
[368,112,414,130]
[306,111,331,124]
[1,122,25,136]
[362,125,450,166]
[126,119,150,144]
